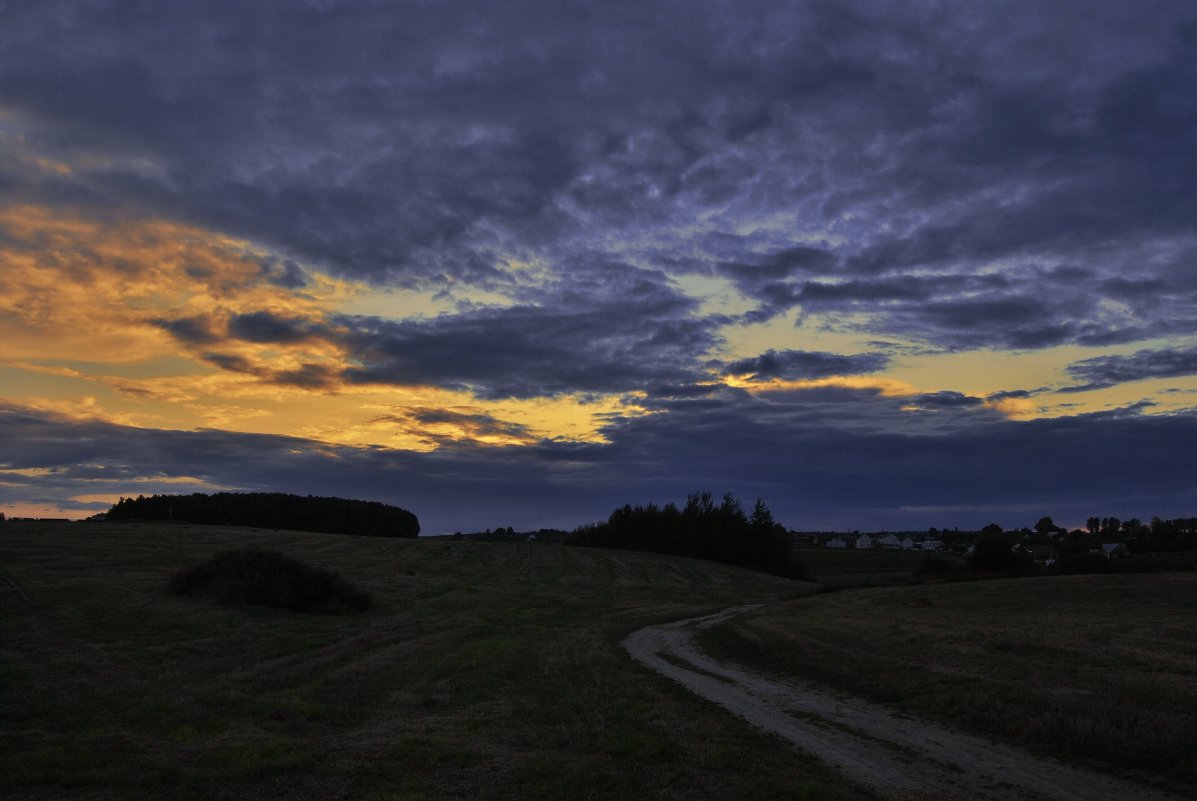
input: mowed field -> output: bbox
[793,547,934,588]
[700,572,1197,797]
[0,521,874,801]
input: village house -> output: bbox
[825,537,848,549]
[855,534,874,549]
[876,533,901,549]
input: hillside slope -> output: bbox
[1,520,867,801]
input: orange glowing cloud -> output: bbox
[725,373,918,397]
[983,395,1037,418]
[0,203,641,449]
[0,204,352,364]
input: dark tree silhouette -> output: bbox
[566,491,805,579]
[107,492,419,538]
[1034,516,1061,535]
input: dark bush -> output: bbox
[167,549,372,613]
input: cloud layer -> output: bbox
[3,1,1197,527]
[5,398,1196,533]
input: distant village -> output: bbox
[788,514,1197,567]
[441,514,1196,565]
[796,529,1129,567]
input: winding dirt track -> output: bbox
[623,606,1187,801]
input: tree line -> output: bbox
[1080,516,1197,552]
[106,492,420,538]
[971,515,1196,555]
[566,491,805,579]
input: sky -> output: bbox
[2,0,1196,533]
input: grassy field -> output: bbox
[0,521,877,801]
[793,546,937,588]
[699,573,1197,797]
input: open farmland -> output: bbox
[792,546,935,588]
[700,573,1197,797]
[0,521,870,801]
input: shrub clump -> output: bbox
[167,549,372,613]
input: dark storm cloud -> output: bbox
[798,278,943,304]
[789,276,1072,350]
[371,407,534,446]
[197,351,257,374]
[190,347,342,389]
[406,407,529,433]
[227,311,327,344]
[337,268,719,398]
[908,392,984,409]
[153,311,341,386]
[987,389,1039,401]
[788,267,1197,351]
[4,0,1193,351]
[588,388,1197,529]
[727,247,837,281]
[1063,345,1197,391]
[7,396,1196,532]
[717,247,840,321]
[146,265,722,399]
[723,348,889,381]
[272,363,341,390]
[151,315,222,346]
[644,382,725,400]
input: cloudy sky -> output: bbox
[2,0,1196,533]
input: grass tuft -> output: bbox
[167,548,372,613]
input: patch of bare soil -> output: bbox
[623,606,1187,801]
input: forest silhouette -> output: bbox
[107,492,419,538]
[568,491,805,578]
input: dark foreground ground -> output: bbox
[701,572,1197,797]
[1,521,867,801]
[8,520,1193,800]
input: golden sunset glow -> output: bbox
[0,205,651,452]
[4,199,1194,477]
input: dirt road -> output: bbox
[623,606,1187,801]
